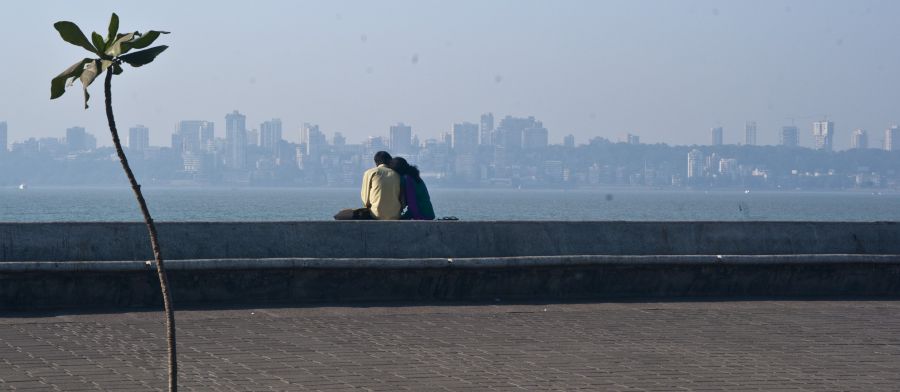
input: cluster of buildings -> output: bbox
[706,120,900,151]
[1,123,97,158]
[126,111,557,186]
[1,116,899,189]
[685,121,900,187]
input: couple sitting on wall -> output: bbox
[335,151,435,220]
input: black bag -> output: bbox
[334,170,379,220]
[334,208,374,220]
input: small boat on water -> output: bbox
[18,183,27,190]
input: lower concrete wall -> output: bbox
[3,255,899,310]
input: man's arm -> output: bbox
[360,170,371,206]
[368,171,386,214]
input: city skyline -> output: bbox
[4,113,900,152]
[2,1,900,149]
[4,107,898,191]
[4,115,897,190]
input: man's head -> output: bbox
[374,151,392,166]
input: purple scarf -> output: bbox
[403,175,424,220]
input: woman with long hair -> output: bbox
[389,157,435,220]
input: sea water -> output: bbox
[1,187,898,222]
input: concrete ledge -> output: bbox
[3,255,900,310]
[2,254,900,272]
[2,221,899,261]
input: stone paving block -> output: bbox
[0,301,899,391]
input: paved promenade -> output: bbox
[1,301,899,391]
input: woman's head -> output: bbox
[389,157,421,182]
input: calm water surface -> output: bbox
[1,187,898,222]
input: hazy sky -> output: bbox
[2,0,899,149]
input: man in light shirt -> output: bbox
[360,151,402,220]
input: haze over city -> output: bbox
[2,0,900,149]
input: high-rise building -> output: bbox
[225,110,247,169]
[522,126,549,149]
[390,123,413,153]
[454,152,478,182]
[621,133,640,144]
[301,123,326,157]
[260,119,283,152]
[175,120,214,153]
[38,137,64,155]
[780,126,799,147]
[300,123,319,145]
[480,113,494,145]
[333,132,346,146]
[563,134,575,148]
[175,122,199,152]
[886,125,900,151]
[247,129,259,146]
[366,136,387,151]
[704,152,720,175]
[200,122,214,146]
[128,125,150,152]
[295,145,305,170]
[496,116,541,151]
[718,158,738,177]
[744,121,757,146]
[181,152,208,174]
[851,129,868,149]
[11,138,39,155]
[0,121,7,154]
[687,149,704,178]
[87,134,97,150]
[66,126,89,152]
[710,127,723,146]
[812,121,834,151]
[451,122,479,153]
[543,160,564,182]
[171,134,183,152]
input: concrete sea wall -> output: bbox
[1,221,899,309]
[2,221,899,261]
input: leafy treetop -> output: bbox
[50,13,169,108]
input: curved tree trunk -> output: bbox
[104,70,178,391]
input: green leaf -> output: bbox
[119,45,168,67]
[53,21,98,54]
[104,32,134,57]
[91,31,106,53]
[50,58,93,99]
[125,30,169,50]
[80,60,103,109]
[107,13,119,43]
